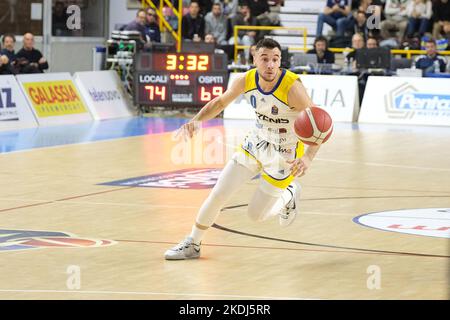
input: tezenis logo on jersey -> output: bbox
[0,229,116,252]
[255,111,289,124]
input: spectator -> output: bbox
[345,33,365,66]
[16,33,49,74]
[415,38,447,72]
[204,33,226,54]
[366,35,379,48]
[380,0,410,46]
[0,34,17,67]
[432,0,450,39]
[145,8,161,43]
[229,4,257,59]
[223,0,239,19]
[316,0,352,37]
[406,0,432,38]
[307,36,335,63]
[247,0,279,41]
[52,1,69,36]
[0,48,10,75]
[182,1,205,41]
[124,9,148,42]
[205,2,228,45]
[353,10,369,39]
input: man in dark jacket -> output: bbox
[182,1,205,41]
[145,7,161,43]
[307,36,335,64]
[16,33,49,74]
[0,34,17,74]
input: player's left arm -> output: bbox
[287,79,321,177]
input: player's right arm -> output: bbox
[177,73,246,139]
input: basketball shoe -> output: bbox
[279,181,301,227]
[164,236,201,260]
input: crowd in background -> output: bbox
[0,33,49,75]
[122,0,449,71]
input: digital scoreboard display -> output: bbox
[134,52,229,107]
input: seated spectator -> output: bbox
[223,0,239,19]
[52,1,69,36]
[380,0,410,46]
[415,38,447,72]
[353,10,369,39]
[0,53,10,75]
[205,2,228,45]
[0,34,17,74]
[316,0,352,37]
[345,33,366,67]
[432,0,450,40]
[145,8,161,43]
[406,0,432,38]
[307,36,335,64]
[229,4,257,59]
[124,9,148,42]
[16,33,49,74]
[366,36,379,48]
[182,1,205,41]
[204,33,226,54]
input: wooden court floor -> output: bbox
[0,119,448,300]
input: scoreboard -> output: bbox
[134,52,229,107]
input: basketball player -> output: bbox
[165,38,322,260]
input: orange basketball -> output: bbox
[294,107,333,146]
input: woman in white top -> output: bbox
[406,0,433,37]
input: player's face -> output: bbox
[254,47,282,82]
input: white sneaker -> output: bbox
[164,237,201,260]
[279,181,301,227]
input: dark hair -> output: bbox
[314,36,328,49]
[255,38,282,52]
[2,33,16,44]
[367,36,378,45]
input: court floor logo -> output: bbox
[100,168,222,189]
[386,83,450,119]
[353,208,450,238]
[0,229,116,252]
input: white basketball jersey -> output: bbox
[243,68,301,146]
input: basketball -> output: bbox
[294,107,333,146]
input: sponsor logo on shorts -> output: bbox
[353,208,450,238]
[0,229,116,252]
[100,168,222,189]
[386,83,450,119]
